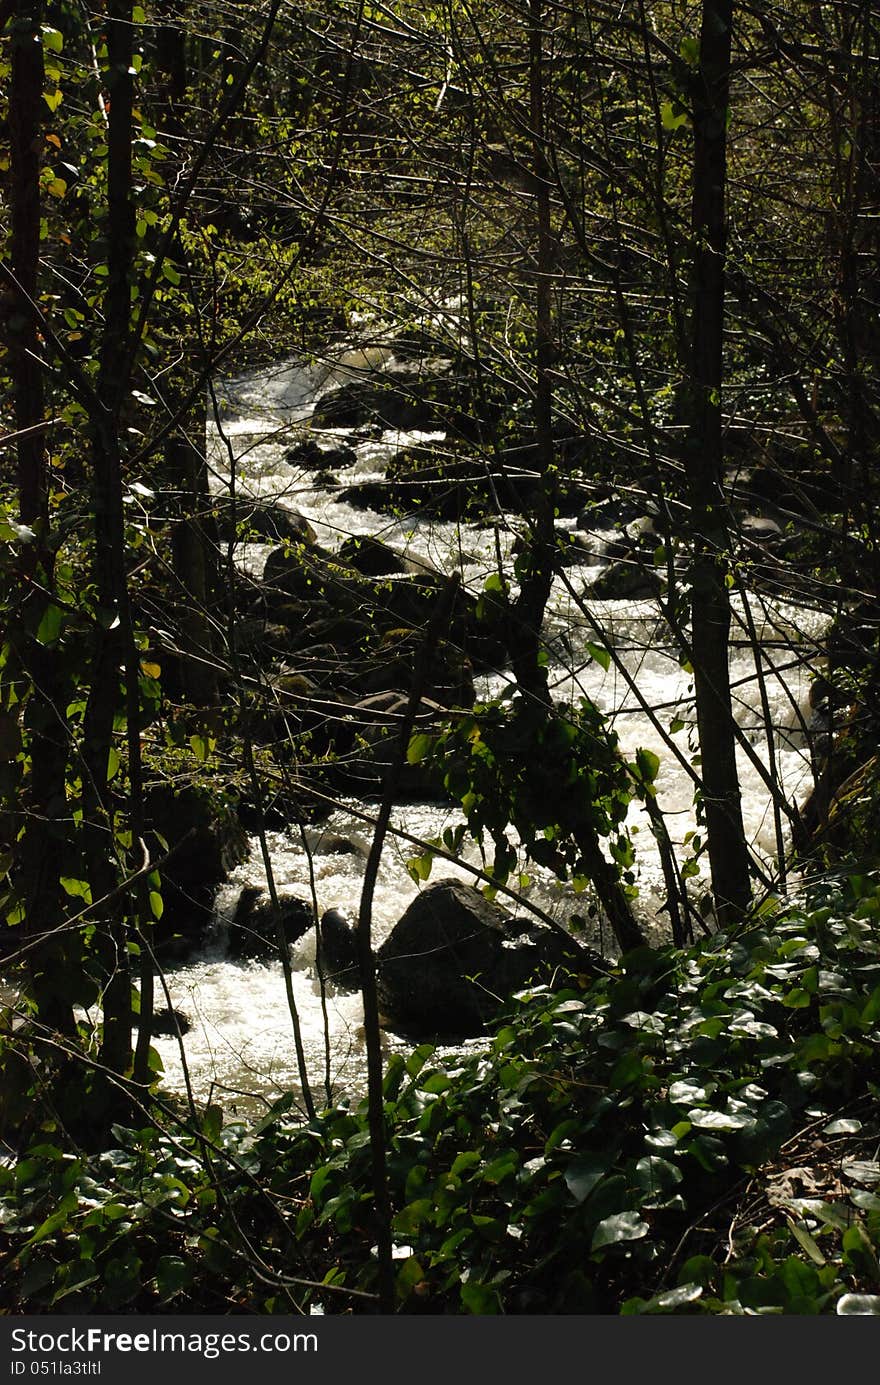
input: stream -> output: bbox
[149,347,826,1113]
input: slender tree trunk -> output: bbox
[684,0,751,924]
[82,1,138,1075]
[6,0,77,1033]
[515,0,643,953]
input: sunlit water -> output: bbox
[147,349,825,1110]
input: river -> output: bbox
[149,347,826,1114]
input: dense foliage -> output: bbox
[2,878,880,1314]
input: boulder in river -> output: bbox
[337,535,409,576]
[376,878,585,1036]
[144,784,249,957]
[227,886,314,960]
[213,497,316,546]
[284,437,358,472]
[311,371,455,431]
[588,559,661,601]
[318,908,360,988]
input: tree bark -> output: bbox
[82,1,138,1075]
[6,0,77,1033]
[684,0,752,924]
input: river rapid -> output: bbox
[149,348,826,1114]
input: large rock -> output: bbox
[213,497,316,545]
[284,437,358,472]
[588,560,661,601]
[337,535,408,576]
[144,784,249,957]
[311,371,457,431]
[318,908,359,988]
[376,879,584,1036]
[327,691,449,800]
[227,886,314,960]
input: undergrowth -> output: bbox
[2,872,880,1315]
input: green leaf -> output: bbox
[42,27,64,52]
[460,1281,501,1314]
[60,876,92,904]
[202,1105,223,1142]
[407,733,434,765]
[824,1118,862,1135]
[395,1256,425,1301]
[155,1255,192,1300]
[51,1260,99,1303]
[634,1156,682,1194]
[660,100,688,131]
[787,1218,826,1266]
[406,852,433,883]
[564,1154,608,1203]
[837,1294,880,1315]
[591,1211,649,1250]
[635,747,661,784]
[394,1200,433,1235]
[405,1044,435,1079]
[35,603,63,645]
[161,262,182,286]
[861,986,880,1024]
[634,1282,703,1313]
[586,641,610,671]
[189,734,209,762]
[149,890,163,920]
[483,572,504,593]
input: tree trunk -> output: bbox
[6,0,77,1033]
[684,0,751,925]
[82,1,137,1075]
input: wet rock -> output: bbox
[376,879,585,1037]
[227,886,314,960]
[328,691,448,800]
[311,372,455,430]
[147,1007,192,1037]
[284,437,358,471]
[213,497,316,545]
[362,628,475,707]
[339,480,389,510]
[588,560,661,601]
[383,443,535,520]
[262,543,336,602]
[144,784,249,957]
[318,908,359,988]
[337,535,408,576]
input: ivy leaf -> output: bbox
[591,1211,649,1250]
[635,747,660,784]
[564,1153,608,1204]
[837,1294,880,1315]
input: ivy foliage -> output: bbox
[2,875,880,1314]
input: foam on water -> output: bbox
[150,354,824,1107]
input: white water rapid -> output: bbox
[149,350,825,1112]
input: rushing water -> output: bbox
[149,349,825,1111]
